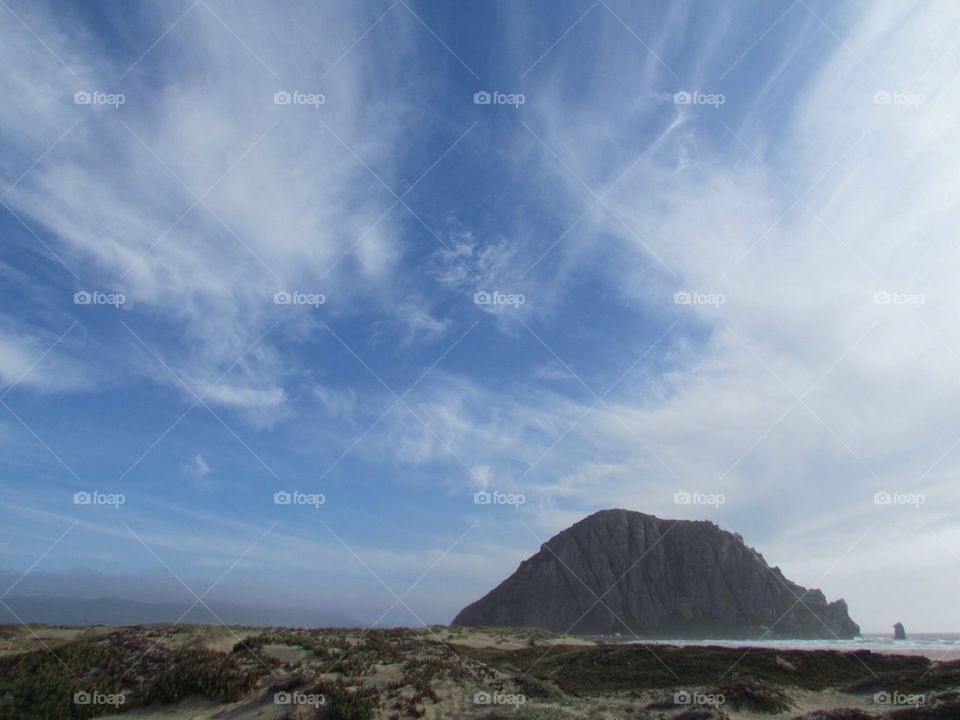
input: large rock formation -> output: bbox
[453,509,860,638]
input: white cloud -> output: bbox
[182,452,211,478]
[0,323,89,393]
[0,0,428,419]
[531,360,575,382]
[6,0,960,632]
[383,1,960,630]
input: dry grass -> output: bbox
[1,624,958,720]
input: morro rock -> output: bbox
[453,509,860,638]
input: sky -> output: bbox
[1,0,958,633]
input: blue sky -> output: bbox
[1,0,959,632]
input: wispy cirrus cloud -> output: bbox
[1,0,432,419]
[4,0,960,634]
[440,0,960,630]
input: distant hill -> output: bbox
[0,595,360,627]
[453,509,860,638]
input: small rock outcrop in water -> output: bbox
[894,622,906,640]
[453,509,860,638]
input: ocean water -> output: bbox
[627,634,960,654]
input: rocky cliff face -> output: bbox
[453,509,860,638]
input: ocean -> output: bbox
[628,633,960,654]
